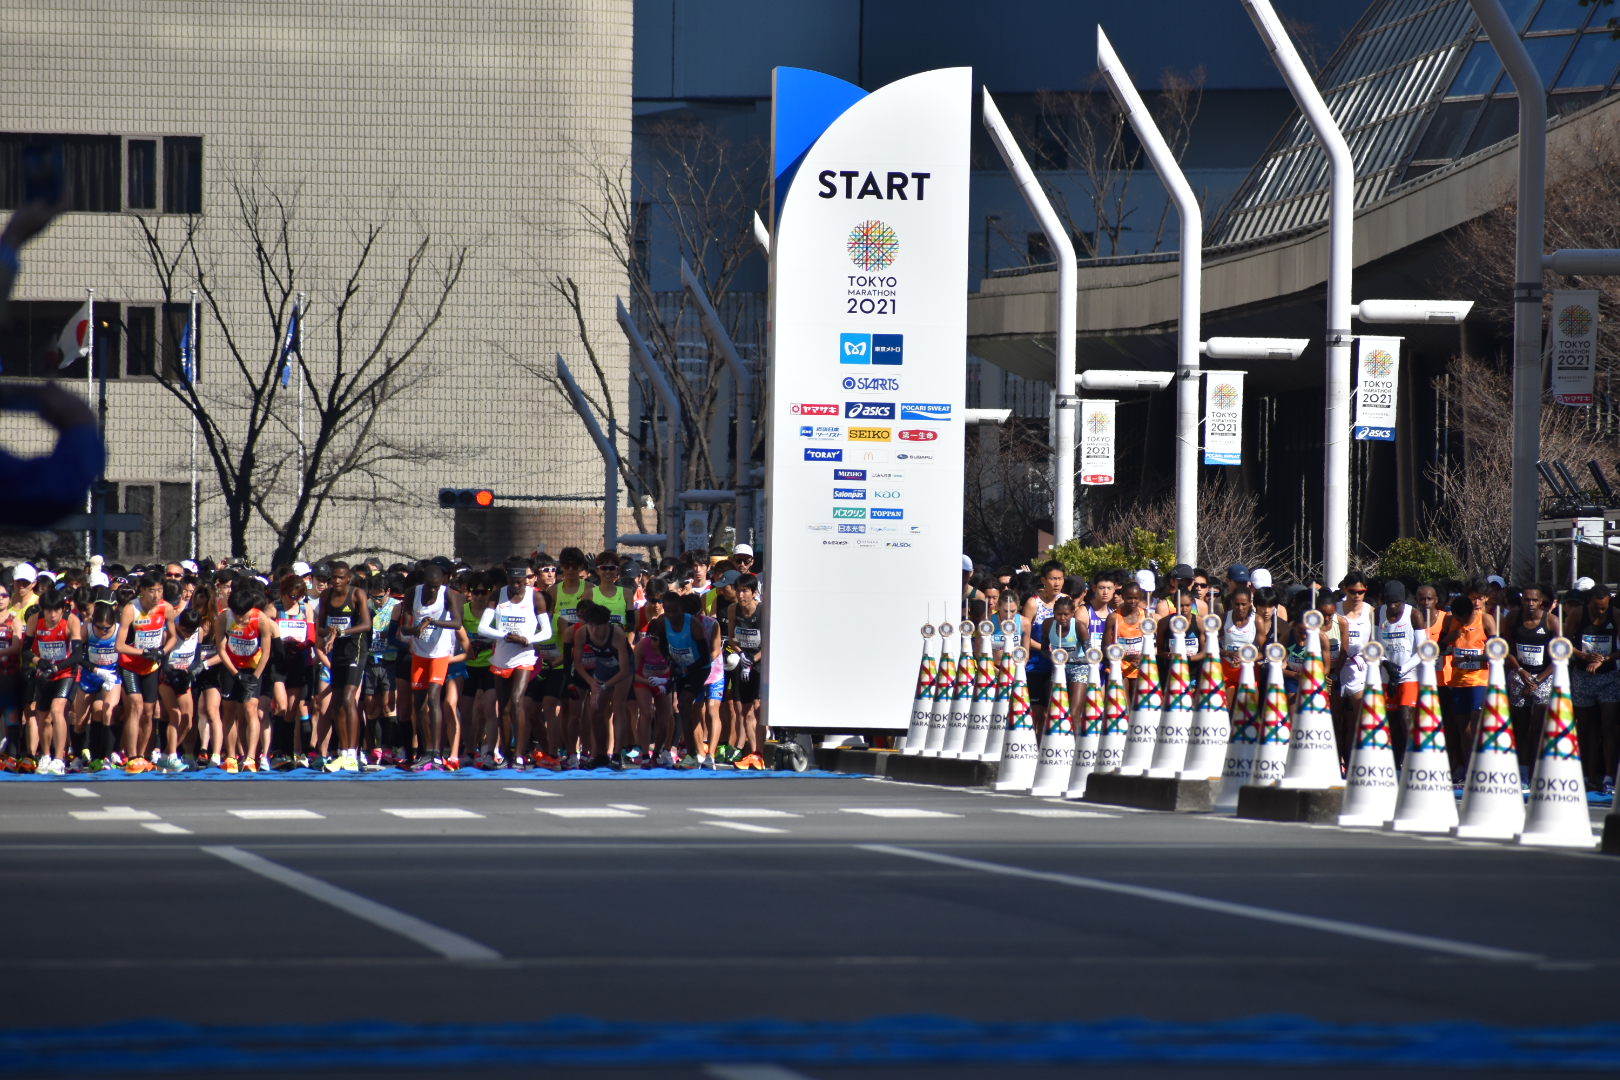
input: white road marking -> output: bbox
[861,844,1541,964]
[994,809,1117,819]
[60,787,99,799]
[692,808,802,819]
[840,808,961,819]
[536,807,642,819]
[381,808,484,820]
[228,809,324,820]
[141,823,191,835]
[703,821,788,835]
[608,803,649,811]
[502,787,561,797]
[704,1065,817,1080]
[202,845,499,962]
[71,807,158,822]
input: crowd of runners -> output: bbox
[0,545,766,774]
[972,560,1620,796]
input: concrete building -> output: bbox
[2,0,632,565]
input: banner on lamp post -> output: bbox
[1202,370,1244,466]
[1078,399,1116,486]
[1549,289,1599,407]
[1353,336,1400,442]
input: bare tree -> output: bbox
[134,178,467,565]
[1088,473,1285,575]
[963,421,1055,564]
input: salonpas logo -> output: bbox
[832,507,866,519]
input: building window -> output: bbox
[163,136,203,215]
[121,484,156,560]
[0,300,121,378]
[125,306,156,377]
[126,138,156,210]
[160,302,197,382]
[0,133,200,214]
[109,481,192,561]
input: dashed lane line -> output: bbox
[608,803,649,811]
[994,808,1117,819]
[141,823,191,835]
[536,807,643,819]
[70,807,158,822]
[703,821,788,835]
[228,809,325,820]
[840,808,962,819]
[60,787,99,799]
[502,787,562,797]
[691,808,802,819]
[380,808,484,820]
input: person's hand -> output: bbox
[0,196,68,251]
[31,382,95,431]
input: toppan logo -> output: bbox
[790,403,839,416]
[842,376,900,392]
[844,401,895,420]
[899,402,950,421]
[832,488,866,501]
[847,427,892,442]
[803,448,842,462]
[898,429,938,442]
[870,508,904,520]
[839,333,903,366]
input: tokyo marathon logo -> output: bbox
[1559,304,1594,337]
[1212,383,1239,409]
[1366,349,1394,379]
[1086,410,1111,435]
[847,220,899,271]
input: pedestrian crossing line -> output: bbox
[381,808,484,820]
[536,807,643,819]
[608,803,649,811]
[228,809,325,820]
[60,787,99,799]
[840,808,962,819]
[142,822,191,835]
[994,809,1117,819]
[703,821,788,835]
[71,807,159,822]
[691,808,802,819]
[503,787,562,798]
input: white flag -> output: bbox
[1353,336,1400,442]
[1078,399,1116,486]
[1549,289,1599,407]
[48,300,91,370]
[1203,370,1244,466]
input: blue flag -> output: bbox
[180,312,195,384]
[280,302,301,387]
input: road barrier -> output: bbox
[1388,641,1458,833]
[1518,637,1596,847]
[1338,642,1398,827]
[1455,639,1526,840]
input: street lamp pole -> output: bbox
[1098,27,1201,567]
[1243,0,1354,587]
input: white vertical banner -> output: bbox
[1078,399,1116,486]
[764,66,970,731]
[1549,289,1599,407]
[1353,335,1400,442]
[1202,370,1244,466]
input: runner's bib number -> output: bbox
[1452,647,1484,672]
[1515,642,1545,669]
[38,640,69,661]
[135,628,164,650]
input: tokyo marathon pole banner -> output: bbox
[764,66,970,731]
[1353,335,1400,442]
[1202,371,1244,466]
[1078,399,1116,486]
[1549,289,1599,407]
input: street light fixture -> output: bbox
[1351,300,1474,325]
[1200,337,1309,362]
[1078,369,1174,392]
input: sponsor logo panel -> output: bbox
[898,402,950,420]
[870,508,904,520]
[790,402,839,416]
[834,469,866,481]
[832,507,866,519]
[832,488,866,500]
[848,427,892,442]
[804,448,842,462]
[897,429,937,442]
[844,401,895,420]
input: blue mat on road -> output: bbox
[0,766,855,782]
[4,1015,1620,1073]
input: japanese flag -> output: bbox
[49,301,91,369]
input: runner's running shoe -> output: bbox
[124,757,155,775]
[243,756,260,774]
[735,753,766,771]
[222,757,239,774]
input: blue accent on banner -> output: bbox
[772,67,867,225]
[1203,452,1242,466]
[6,1015,1620,1073]
[1354,425,1395,442]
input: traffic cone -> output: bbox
[1095,644,1131,774]
[1281,610,1344,789]
[1338,641,1399,827]
[1215,644,1261,810]
[1387,640,1458,833]
[1518,638,1596,847]
[994,647,1038,790]
[1148,616,1194,777]
[901,623,938,755]
[940,621,977,758]
[1118,619,1160,776]
[919,621,956,756]
[1249,643,1293,785]
[960,621,998,759]
[1029,649,1077,796]
[1181,614,1230,780]
[981,634,1014,763]
[1065,649,1104,798]
[1453,639,1525,839]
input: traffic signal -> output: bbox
[437,488,496,509]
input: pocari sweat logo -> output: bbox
[839,332,902,365]
[899,402,950,421]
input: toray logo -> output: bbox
[839,333,903,365]
[834,469,866,481]
[870,508,904,520]
[803,448,842,462]
[898,429,938,442]
[832,488,866,501]
[844,401,895,420]
[899,402,950,421]
[790,403,839,416]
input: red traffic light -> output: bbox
[473,489,495,508]
[437,488,497,509]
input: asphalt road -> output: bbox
[2,772,1618,1078]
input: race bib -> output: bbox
[89,644,119,666]
[228,631,258,657]
[736,628,762,650]
[277,618,307,638]
[135,628,164,650]
[1582,634,1614,657]
[1515,643,1545,669]
[670,646,696,667]
[39,640,68,660]
[327,616,352,632]
[1452,647,1483,671]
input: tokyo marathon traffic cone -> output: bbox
[960,621,998,759]
[1215,644,1261,811]
[1118,619,1160,776]
[982,626,1016,763]
[1338,642,1399,827]
[1281,610,1344,789]
[940,621,978,758]
[919,621,956,756]
[1518,637,1596,848]
[901,622,938,755]
[1249,643,1292,785]
[1181,614,1231,780]
[1065,649,1105,799]
[994,647,1038,790]
[1387,640,1459,833]
[1148,616,1194,777]
[1454,638,1525,840]
[1095,644,1131,774]
[1029,649,1077,797]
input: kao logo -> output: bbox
[847,219,899,271]
[848,427,892,442]
[1559,304,1594,336]
[872,490,901,500]
[790,403,839,416]
[1365,350,1394,380]
[897,429,936,442]
[1212,384,1239,409]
